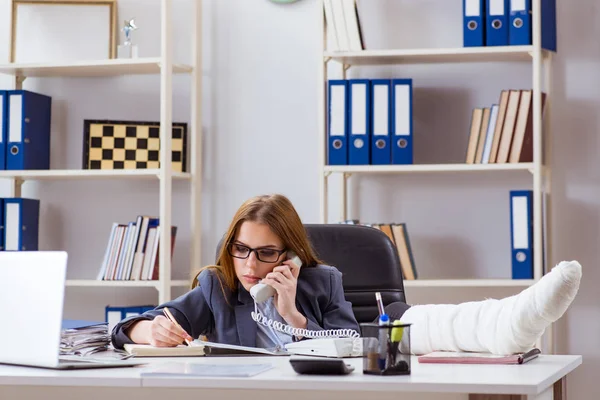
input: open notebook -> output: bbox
[124,340,288,357]
[417,348,541,365]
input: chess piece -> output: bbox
[117,18,139,59]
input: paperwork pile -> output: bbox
[60,320,111,356]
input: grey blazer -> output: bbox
[111,264,360,349]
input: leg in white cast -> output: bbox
[401,260,582,355]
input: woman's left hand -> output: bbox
[262,258,307,328]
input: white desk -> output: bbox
[0,355,581,400]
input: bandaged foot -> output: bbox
[401,260,582,355]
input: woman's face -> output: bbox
[231,221,287,292]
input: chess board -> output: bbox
[82,120,187,172]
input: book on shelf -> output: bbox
[96,215,178,281]
[323,0,364,52]
[466,89,547,165]
[341,220,417,280]
[418,348,541,365]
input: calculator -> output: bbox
[289,358,355,375]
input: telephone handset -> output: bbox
[249,251,302,303]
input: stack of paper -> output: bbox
[60,320,111,356]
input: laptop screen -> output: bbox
[0,251,68,368]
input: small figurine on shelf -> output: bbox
[117,18,139,59]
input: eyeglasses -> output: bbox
[227,243,286,263]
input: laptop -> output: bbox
[0,251,144,370]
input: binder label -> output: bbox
[394,85,410,136]
[330,85,345,136]
[373,85,389,136]
[511,0,526,11]
[465,0,481,16]
[512,196,529,248]
[490,0,505,15]
[9,94,22,142]
[351,83,367,135]
[5,203,19,251]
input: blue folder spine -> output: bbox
[391,79,413,165]
[3,198,40,251]
[541,0,556,51]
[486,0,509,46]
[463,0,486,47]
[105,305,156,322]
[348,79,371,165]
[327,80,349,165]
[370,79,392,165]
[509,190,533,279]
[0,91,6,170]
[509,0,531,46]
[6,90,52,171]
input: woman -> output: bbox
[112,194,582,355]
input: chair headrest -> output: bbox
[303,224,405,293]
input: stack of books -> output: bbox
[323,0,363,52]
[465,89,547,165]
[96,215,177,281]
[60,320,110,356]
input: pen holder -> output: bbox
[359,322,411,376]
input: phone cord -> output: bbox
[251,304,362,355]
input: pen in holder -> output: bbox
[360,321,411,375]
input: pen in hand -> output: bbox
[162,307,193,346]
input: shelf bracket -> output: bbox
[323,56,332,64]
[343,172,352,180]
[324,171,332,178]
[343,64,351,72]
[15,75,26,90]
[11,178,24,198]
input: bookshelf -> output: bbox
[325,163,537,174]
[0,0,202,304]
[318,0,553,291]
[0,169,191,181]
[0,58,193,78]
[324,45,548,65]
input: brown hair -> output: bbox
[192,194,322,294]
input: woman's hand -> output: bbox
[262,257,307,329]
[127,316,193,347]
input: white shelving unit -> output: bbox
[318,0,553,290]
[0,169,191,181]
[403,279,535,288]
[0,0,202,304]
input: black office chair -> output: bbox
[303,224,406,323]
[205,224,406,324]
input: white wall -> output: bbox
[0,0,597,398]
